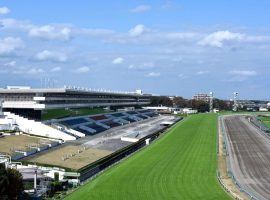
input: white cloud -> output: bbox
[129,24,146,37]
[0,7,10,15]
[75,66,90,73]
[196,71,209,75]
[78,28,115,37]
[4,61,16,67]
[146,72,160,77]
[178,74,187,79]
[0,37,24,55]
[128,62,154,70]
[0,18,33,30]
[227,70,257,82]
[29,25,71,41]
[229,70,257,76]
[112,57,124,64]
[162,32,198,40]
[50,67,61,72]
[199,31,244,47]
[35,50,67,62]
[27,68,44,74]
[130,5,151,13]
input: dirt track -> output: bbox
[223,115,270,200]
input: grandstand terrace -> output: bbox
[0,86,151,120]
[46,109,160,137]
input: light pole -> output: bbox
[233,92,239,112]
[209,92,214,112]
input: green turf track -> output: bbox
[65,114,230,200]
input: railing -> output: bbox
[218,116,260,200]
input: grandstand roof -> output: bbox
[0,87,150,97]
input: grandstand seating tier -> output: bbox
[60,118,89,126]
[90,115,107,121]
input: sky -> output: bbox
[1,0,270,99]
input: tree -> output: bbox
[150,96,173,107]
[172,97,188,108]
[0,165,24,200]
[213,98,232,110]
[0,165,9,200]
[6,168,24,199]
[187,100,209,112]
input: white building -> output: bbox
[182,108,198,114]
[259,107,268,112]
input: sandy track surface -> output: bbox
[223,115,270,200]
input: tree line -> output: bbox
[150,96,232,112]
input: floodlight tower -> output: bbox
[209,92,214,112]
[233,92,239,111]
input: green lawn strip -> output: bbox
[64,114,230,200]
[258,116,270,128]
[41,107,107,120]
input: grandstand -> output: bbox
[0,86,151,120]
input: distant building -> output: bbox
[259,107,268,112]
[213,108,219,113]
[182,108,198,114]
[192,93,211,102]
[143,106,170,113]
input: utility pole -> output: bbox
[209,92,214,112]
[233,92,239,111]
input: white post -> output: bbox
[34,168,37,191]
[145,138,150,145]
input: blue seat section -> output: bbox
[116,118,129,125]
[126,111,138,115]
[103,120,121,128]
[73,127,96,136]
[122,117,136,123]
[111,113,125,117]
[138,110,149,113]
[61,118,88,126]
[137,114,148,120]
[85,123,107,133]
[57,110,159,136]
[144,112,158,117]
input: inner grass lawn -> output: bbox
[258,116,270,128]
[65,113,231,200]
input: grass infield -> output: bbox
[64,113,230,200]
[258,115,270,128]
